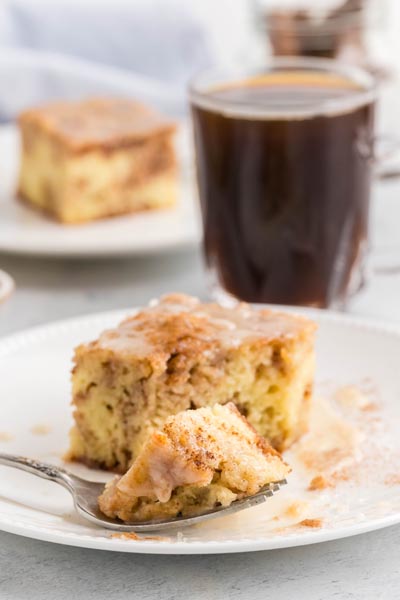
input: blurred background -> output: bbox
[0,0,398,117]
[1,0,400,328]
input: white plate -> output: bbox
[0,307,400,554]
[0,126,201,257]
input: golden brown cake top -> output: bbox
[82,294,316,369]
[18,97,176,151]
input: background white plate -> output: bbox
[0,307,400,554]
[0,126,201,257]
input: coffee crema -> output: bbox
[191,70,375,307]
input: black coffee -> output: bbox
[191,71,375,307]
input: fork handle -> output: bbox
[0,452,75,491]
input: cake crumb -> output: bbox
[111,532,167,542]
[331,467,351,484]
[111,532,139,541]
[284,501,308,519]
[308,468,351,491]
[0,432,13,442]
[308,475,331,491]
[361,403,379,413]
[334,385,369,410]
[298,518,323,528]
[30,424,52,436]
[274,518,324,535]
[385,474,400,486]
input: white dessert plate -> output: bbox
[0,306,400,554]
[0,125,201,257]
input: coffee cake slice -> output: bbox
[68,294,316,472]
[98,403,291,522]
[18,98,177,224]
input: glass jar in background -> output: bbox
[255,0,390,78]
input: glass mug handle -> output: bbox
[369,135,400,275]
[373,135,400,180]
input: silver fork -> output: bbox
[0,452,287,533]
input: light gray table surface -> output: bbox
[1,177,400,599]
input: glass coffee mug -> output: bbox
[189,57,382,308]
